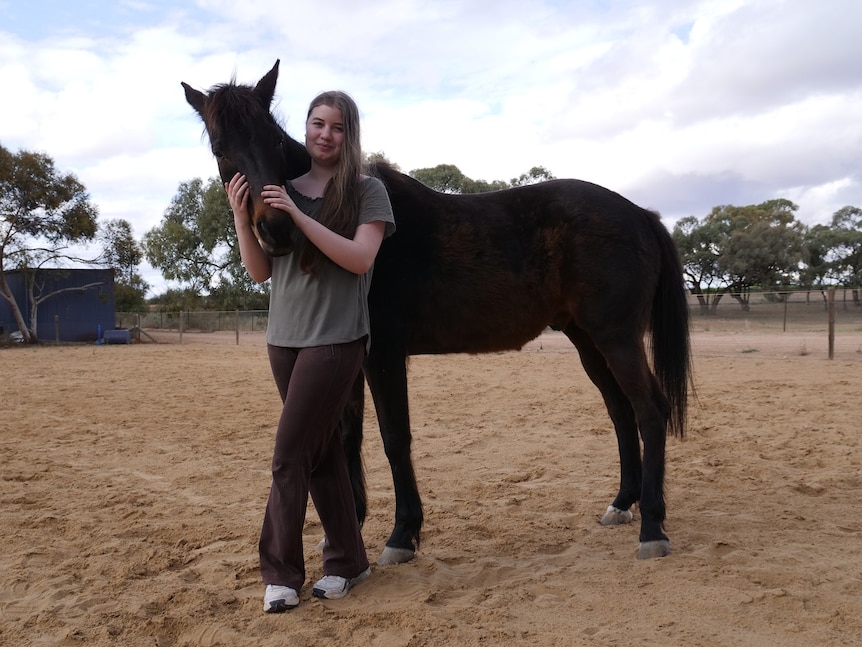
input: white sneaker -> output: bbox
[312,567,371,600]
[263,584,299,613]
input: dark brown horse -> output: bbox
[182,60,691,562]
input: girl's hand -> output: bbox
[225,173,272,282]
[225,173,251,228]
[262,185,300,220]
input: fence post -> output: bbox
[179,310,184,345]
[235,309,240,345]
[54,314,60,345]
[827,287,835,360]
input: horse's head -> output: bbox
[182,60,311,256]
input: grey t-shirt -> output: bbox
[266,176,395,349]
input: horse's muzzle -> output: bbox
[255,215,295,257]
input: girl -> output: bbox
[225,90,395,612]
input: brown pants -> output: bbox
[259,340,369,590]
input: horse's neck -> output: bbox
[281,128,312,180]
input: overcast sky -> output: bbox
[2,0,861,295]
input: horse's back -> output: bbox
[369,172,669,354]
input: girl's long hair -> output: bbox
[298,90,364,275]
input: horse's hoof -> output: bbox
[637,540,670,559]
[600,505,634,526]
[377,546,416,565]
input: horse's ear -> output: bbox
[182,82,206,116]
[254,59,280,107]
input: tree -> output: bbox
[144,178,217,294]
[410,164,556,193]
[99,218,149,311]
[827,206,862,304]
[800,223,840,304]
[674,199,806,312]
[409,164,513,193]
[672,215,728,314]
[366,151,400,171]
[510,166,556,187]
[143,177,268,307]
[0,145,100,342]
[410,164,472,193]
[716,199,805,309]
[145,163,558,303]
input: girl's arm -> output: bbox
[262,184,385,275]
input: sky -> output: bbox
[2,0,861,296]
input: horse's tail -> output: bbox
[649,217,692,438]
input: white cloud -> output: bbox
[2,0,862,296]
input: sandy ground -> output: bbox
[2,330,861,646]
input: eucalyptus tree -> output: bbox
[0,145,100,342]
[673,215,727,314]
[708,199,805,310]
[144,177,268,306]
[99,218,148,311]
[827,206,862,302]
[409,164,550,193]
[674,199,806,312]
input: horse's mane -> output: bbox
[369,160,441,198]
[203,82,283,138]
[368,160,401,181]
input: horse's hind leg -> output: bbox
[600,341,672,559]
[564,325,641,525]
[566,324,672,558]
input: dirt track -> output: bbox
[2,331,861,646]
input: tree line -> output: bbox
[672,200,862,313]
[2,144,860,342]
[137,159,558,312]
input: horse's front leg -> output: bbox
[364,348,423,565]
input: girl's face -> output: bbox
[305,104,345,167]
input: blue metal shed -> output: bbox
[0,269,116,342]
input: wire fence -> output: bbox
[119,290,862,333]
[117,310,270,335]
[115,289,862,355]
[686,288,862,333]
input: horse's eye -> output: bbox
[212,149,224,159]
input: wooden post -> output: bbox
[54,315,60,345]
[235,309,240,345]
[827,287,835,360]
[179,310,184,345]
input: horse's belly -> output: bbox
[405,321,547,355]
